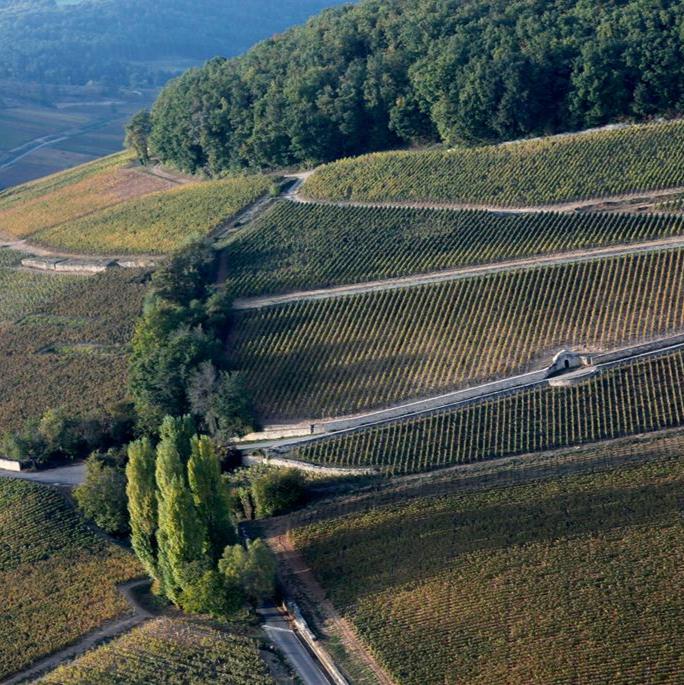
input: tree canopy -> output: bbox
[148,0,684,174]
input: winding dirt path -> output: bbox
[0,579,152,685]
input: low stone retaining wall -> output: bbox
[0,458,24,472]
[242,453,377,476]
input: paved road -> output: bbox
[232,234,684,310]
[258,606,331,685]
[0,462,85,486]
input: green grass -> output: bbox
[37,617,274,685]
[303,119,684,207]
[0,268,147,433]
[291,443,684,684]
[0,479,142,680]
[294,350,684,474]
[232,249,684,420]
[223,201,684,297]
[34,174,274,254]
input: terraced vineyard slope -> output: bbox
[224,202,684,297]
[294,349,684,474]
[0,152,272,254]
[0,267,147,433]
[232,249,684,419]
[0,479,142,680]
[291,442,684,684]
[303,120,684,207]
[37,618,274,685]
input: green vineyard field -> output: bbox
[233,249,684,420]
[0,250,79,324]
[303,119,684,207]
[38,618,274,685]
[0,268,147,433]
[0,479,142,680]
[294,350,684,474]
[292,444,684,684]
[224,201,684,297]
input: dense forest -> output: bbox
[148,0,684,173]
[0,0,339,87]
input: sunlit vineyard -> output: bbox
[303,119,684,207]
[224,201,684,297]
[0,479,142,680]
[0,249,79,323]
[291,450,684,684]
[294,350,684,474]
[38,618,274,685]
[0,268,148,433]
[33,174,273,254]
[233,249,684,419]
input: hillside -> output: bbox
[149,0,684,174]
[0,479,142,680]
[0,153,273,254]
[289,434,684,684]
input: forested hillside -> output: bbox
[0,0,339,87]
[149,0,684,173]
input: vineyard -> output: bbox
[291,449,684,684]
[0,249,78,324]
[0,479,142,680]
[0,268,148,433]
[302,119,684,207]
[33,174,273,255]
[37,618,274,685]
[294,349,684,474]
[232,249,684,419]
[224,201,684,297]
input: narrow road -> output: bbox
[259,606,332,685]
[232,234,684,310]
[0,462,85,486]
[242,336,684,455]
[0,579,152,685]
[290,172,684,215]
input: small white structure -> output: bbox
[549,349,589,375]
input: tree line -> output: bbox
[148,0,684,174]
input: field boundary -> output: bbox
[0,579,152,685]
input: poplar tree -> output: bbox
[126,438,158,580]
[188,435,236,560]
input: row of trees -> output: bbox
[149,0,684,173]
[126,417,276,615]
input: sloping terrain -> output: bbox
[0,479,142,680]
[290,435,684,685]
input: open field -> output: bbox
[303,120,684,207]
[291,443,684,684]
[34,174,274,254]
[294,349,684,474]
[0,249,79,323]
[232,249,684,420]
[37,617,274,685]
[224,202,684,297]
[0,479,142,680]
[0,267,148,433]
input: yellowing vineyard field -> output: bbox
[33,174,273,255]
[294,350,684,474]
[303,119,684,206]
[0,479,142,680]
[224,201,684,297]
[233,249,684,420]
[291,446,684,684]
[0,268,147,434]
[38,618,274,685]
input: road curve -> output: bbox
[0,462,85,486]
[233,234,684,310]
